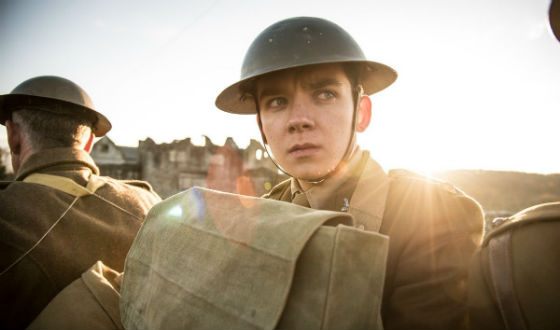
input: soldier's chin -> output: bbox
[293,167,335,182]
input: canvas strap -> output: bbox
[487,231,528,330]
[0,173,106,276]
[23,173,106,197]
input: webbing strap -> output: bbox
[488,231,528,330]
[23,173,106,197]
[0,174,106,276]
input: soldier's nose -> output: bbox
[287,116,314,133]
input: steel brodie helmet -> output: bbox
[551,0,560,42]
[215,16,397,114]
[0,75,112,136]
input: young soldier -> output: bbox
[215,17,484,330]
[0,76,161,329]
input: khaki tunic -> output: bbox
[0,148,161,329]
[265,152,484,330]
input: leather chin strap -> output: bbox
[256,86,363,186]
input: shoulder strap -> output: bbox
[23,173,106,196]
[1,174,106,276]
[487,231,528,330]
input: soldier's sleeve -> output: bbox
[381,172,484,330]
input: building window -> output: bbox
[153,153,161,167]
[177,151,187,162]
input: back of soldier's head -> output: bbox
[11,109,93,150]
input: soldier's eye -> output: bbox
[267,97,287,108]
[317,90,336,100]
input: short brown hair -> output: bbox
[12,108,92,150]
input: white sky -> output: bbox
[1,0,559,174]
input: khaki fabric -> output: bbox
[120,187,389,330]
[265,152,484,330]
[289,147,366,212]
[276,225,387,330]
[27,261,123,330]
[468,202,560,330]
[286,149,390,232]
[0,148,161,329]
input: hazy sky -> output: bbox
[1,0,559,173]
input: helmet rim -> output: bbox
[0,76,112,136]
[215,16,397,114]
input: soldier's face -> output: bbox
[256,64,357,181]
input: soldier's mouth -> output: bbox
[288,143,320,157]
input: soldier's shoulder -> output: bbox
[0,181,13,190]
[387,169,483,217]
[262,178,291,199]
[121,179,156,192]
[484,201,560,244]
[387,169,484,234]
[103,176,157,194]
[388,169,464,196]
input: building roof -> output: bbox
[120,146,139,163]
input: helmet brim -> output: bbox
[0,94,112,137]
[215,60,397,114]
[551,0,560,42]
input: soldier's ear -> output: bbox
[84,131,95,153]
[6,119,24,173]
[356,95,372,133]
[6,120,22,155]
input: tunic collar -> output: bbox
[16,147,99,181]
[289,148,390,232]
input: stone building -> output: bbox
[91,136,285,198]
[90,137,140,180]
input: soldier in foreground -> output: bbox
[0,76,161,329]
[215,17,484,329]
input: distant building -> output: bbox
[90,137,140,180]
[91,136,286,198]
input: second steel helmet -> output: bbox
[215,16,397,114]
[551,0,560,42]
[0,75,112,136]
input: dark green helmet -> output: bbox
[551,0,560,42]
[215,16,397,114]
[0,75,111,136]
